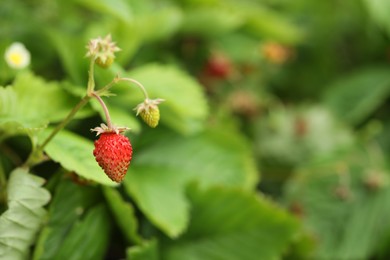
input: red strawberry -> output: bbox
[93,132,132,182]
[204,53,232,79]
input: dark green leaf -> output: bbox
[162,185,298,260]
[33,179,103,260]
[323,67,390,125]
[103,187,142,244]
[47,30,88,85]
[284,146,390,259]
[54,204,111,260]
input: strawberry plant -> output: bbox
[2,0,390,259]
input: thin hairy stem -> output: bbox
[91,92,113,129]
[87,58,96,94]
[119,77,149,100]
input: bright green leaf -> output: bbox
[0,87,17,116]
[162,185,298,260]
[123,128,258,238]
[94,63,208,134]
[137,7,183,42]
[124,166,190,238]
[103,187,142,244]
[180,7,244,37]
[0,72,90,137]
[0,168,51,260]
[123,64,209,134]
[363,0,390,36]
[242,6,303,44]
[40,129,117,186]
[73,0,133,23]
[127,239,159,260]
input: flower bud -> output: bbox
[86,34,120,68]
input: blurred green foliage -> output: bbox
[1,0,390,259]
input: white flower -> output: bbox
[4,42,31,69]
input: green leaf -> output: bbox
[54,204,111,260]
[125,165,190,239]
[242,5,303,44]
[33,179,103,260]
[363,0,390,36]
[323,67,390,125]
[127,240,159,260]
[284,146,390,259]
[124,64,209,134]
[47,30,88,85]
[180,6,244,37]
[0,72,89,135]
[137,7,182,42]
[103,187,142,244]
[123,128,258,238]
[0,168,51,259]
[40,129,117,186]
[73,0,133,23]
[162,185,298,260]
[0,86,17,116]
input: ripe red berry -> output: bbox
[93,132,132,183]
[204,54,232,79]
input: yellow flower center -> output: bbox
[9,53,23,66]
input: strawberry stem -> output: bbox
[91,92,113,129]
[87,58,96,95]
[119,77,149,100]
[94,74,121,96]
[95,75,149,100]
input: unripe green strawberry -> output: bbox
[95,56,114,68]
[140,107,160,128]
[93,132,132,182]
[135,98,164,128]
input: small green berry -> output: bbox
[140,107,160,128]
[95,56,114,68]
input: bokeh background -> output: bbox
[1,0,390,259]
